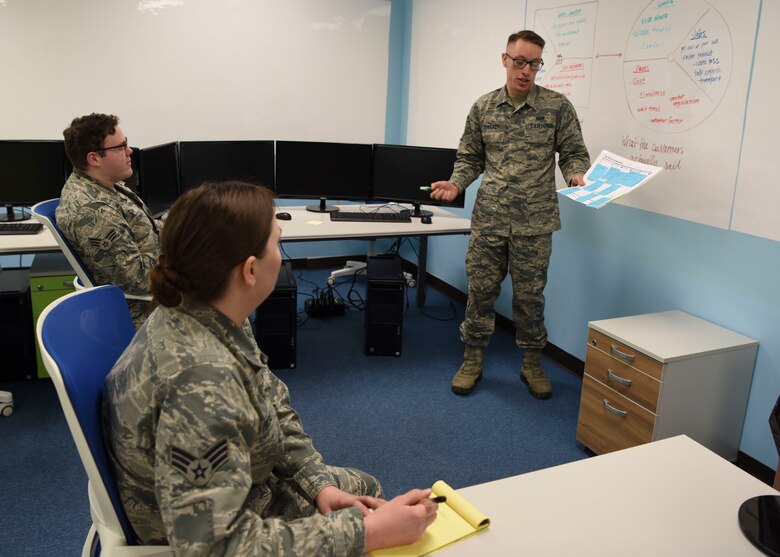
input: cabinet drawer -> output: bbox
[588,329,663,380]
[585,344,661,413]
[30,275,76,292]
[576,374,655,455]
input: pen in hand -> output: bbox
[429,496,446,504]
[419,185,432,191]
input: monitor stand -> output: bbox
[306,197,339,213]
[738,495,780,556]
[409,203,433,218]
[0,205,31,222]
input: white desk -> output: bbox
[0,227,58,254]
[441,436,778,556]
[0,205,472,306]
[277,205,471,306]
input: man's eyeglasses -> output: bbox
[94,140,129,153]
[504,53,544,71]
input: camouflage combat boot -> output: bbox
[520,348,552,399]
[451,345,484,395]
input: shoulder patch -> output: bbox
[88,229,119,251]
[170,438,229,487]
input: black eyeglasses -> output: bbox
[504,53,544,71]
[94,140,129,153]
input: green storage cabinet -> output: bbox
[30,253,76,378]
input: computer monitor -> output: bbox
[0,140,69,221]
[371,144,462,218]
[138,142,180,216]
[275,140,373,212]
[178,140,275,192]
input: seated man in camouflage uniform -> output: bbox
[57,113,160,329]
[103,182,439,556]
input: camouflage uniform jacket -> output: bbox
[449,84,590,236]
[56,170,160,326]
[103,298,365,557]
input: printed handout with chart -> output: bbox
[558,150,662,209]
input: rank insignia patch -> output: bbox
[170,439,229,487]
[88,230,119,251]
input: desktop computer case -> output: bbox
[0,269,36,380]
[255,261,297,369]
[365,255,404,356]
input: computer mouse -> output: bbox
[421,215,432,224]
[276,212,292,220]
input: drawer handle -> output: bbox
[603,399,628,418]
[610,344,635,363]
[607,370,632,387]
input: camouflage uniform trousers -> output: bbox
[459,229,552,350]
[262,465,383,520]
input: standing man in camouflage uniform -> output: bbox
[104,182,439,556]
[57,113,160,328]
[431,30,590,399]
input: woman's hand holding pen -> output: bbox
[362,488,440,553]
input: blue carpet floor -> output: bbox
[0,267,589,554]
[278,269,589,497]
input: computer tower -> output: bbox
[0,269,35,381]
[365,255,404,356]
[255,261,297,369]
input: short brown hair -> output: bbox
[63,113,119,170]
[151,181,276,307]
[507,30,545,50]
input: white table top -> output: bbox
[439,436,777,556]
[0,226,58,254]
[276,205,471,241]
[589,310,758,362]
[0,205,470,255]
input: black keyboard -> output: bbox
[0,222,43,235]
[330,210,411,223]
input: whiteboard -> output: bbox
[730,0,779,242]
[406,0,525,149]
[527,0,759,231]
[0,0,390,146]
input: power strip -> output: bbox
[304,294,346,317]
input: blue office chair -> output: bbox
[31,199,151,300]
[36,285,172,557]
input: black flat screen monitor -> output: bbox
[178,140,275,192]
[0,140,69,221]
[275,140,372,212]
[371,144,461,217]
[139,142,180,216]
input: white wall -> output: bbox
[0,0,390,146]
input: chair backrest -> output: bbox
[31,198,97,288]
[36,285,137,546]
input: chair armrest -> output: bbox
[123,293,153,302]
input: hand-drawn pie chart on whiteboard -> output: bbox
[623,0,731,132]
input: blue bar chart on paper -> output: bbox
[558,150,662,209]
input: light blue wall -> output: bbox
[387,2,780,470]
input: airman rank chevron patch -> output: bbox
[170,438,229,487]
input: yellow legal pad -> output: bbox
[371,480,490,557]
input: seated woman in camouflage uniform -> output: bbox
[103,181,438,556]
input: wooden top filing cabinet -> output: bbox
[576,310,758,460]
